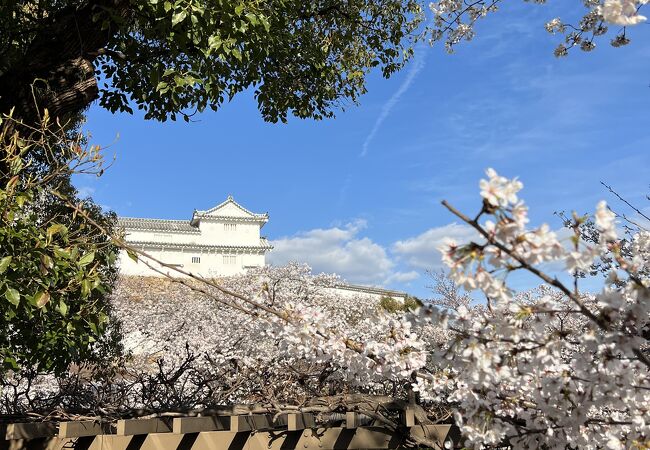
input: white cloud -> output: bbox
[268,220,477,286]
[391,221,579,281]
[269,221,485,287]
[269,220,397,286]
[269,219,589,292]
[392,223,477,270]
[385,270,420,284]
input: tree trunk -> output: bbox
[0,0,129,181]
[0,0,129,131]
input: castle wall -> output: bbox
[118,197,270,278]
[118,247,268,278]
[196,220,261,246]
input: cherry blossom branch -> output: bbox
[441,198,650,371]
[601,181,650,224]
[441,199,605,328]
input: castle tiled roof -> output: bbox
[335,283,407,298]
[127,238,273,252]
[118,217,200,234]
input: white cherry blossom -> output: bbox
[599,0,648,25]
[433,169,650,449]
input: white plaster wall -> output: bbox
[124,229,202,245]
[210,203,248,217]
[328,286,407,302]
[241,253,265,268]
[197,220,261,246]
[118,248,266,278]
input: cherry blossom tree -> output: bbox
[4,126,648,450]
[60,163,649,449]
[429,0,649,55]
[1,263,447,423]
[111,264,408,403]
[417,169,650,449]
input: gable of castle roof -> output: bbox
[192,195,268,224]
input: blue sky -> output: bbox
[77,2,650,298]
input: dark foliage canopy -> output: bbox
[0,0,423,126]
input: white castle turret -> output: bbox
[118,196,272,277]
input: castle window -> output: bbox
[224,223,237,232]
[192,256,201,264]
[223,255,236,265]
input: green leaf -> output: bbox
[40,253,54,269]
[107,251,117,265]
[234,4,244,16]
[126,249,138,262]
[6,175,19,190]
[245,13,258,25]
[46,223,66,240]
[259,15,270,32]
[3,356,19,370]
[208,35,222,50]
[78,251,95,267]
[171,10,187,26]
[0,256,11,274]
[174,75,186,86]
[5,288,20,306]
[15,194,27,207]
[53,246,71,259]
[34,291,51,308]
[58,299,68,316]
[81,279,92,297]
